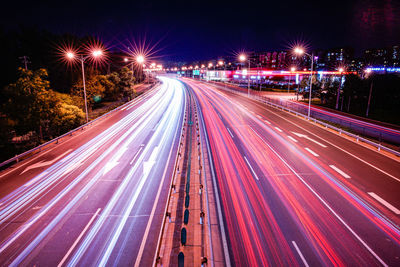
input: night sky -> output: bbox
[1,0,400,61]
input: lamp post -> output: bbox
[288,67,296,93]
[294,47,314,118]
[239,54,251,97]
[136,55,145,83]
[218,60,224,82]
[335,67,344,110]
[65,49,103,123]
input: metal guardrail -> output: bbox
[0,82,159,169]
[211,82,400,158]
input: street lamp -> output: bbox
[288,67,296,93]
[239,54,251,97]
[294,47,314,118]
[136,55,146,82]
[65,48,104,123]
[336,67,344,110]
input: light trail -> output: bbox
[0,77,186,266]
[184,78,400,266]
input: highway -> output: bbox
[183,78,400,266]
[0,77,186,266]
[218,82,400,145]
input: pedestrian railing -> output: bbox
[210,81,400,158]
[0,82,159,170]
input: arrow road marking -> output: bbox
[20,149,73,175]
[103,146,128,175]
[143,146,159,175]
[292,132,327,148]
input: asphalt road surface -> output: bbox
[183,78,400,266]
[0,77,186,266]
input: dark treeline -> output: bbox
[0,26,138,162]
[300,74,400,125]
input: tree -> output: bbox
[118,67,135,98]
[300,75,322,99]
[342,74,367,112]
[104,72,121,100]
[1,68,85,142]
[71,72,106,109]
[53,103,85,135]
[2,68,59,139]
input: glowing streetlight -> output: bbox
[124,57,129,62]
[336,67,345,109]
[293,47,314,118]
[64,47,105,123]
[66,52,75,59]
[288,67,296,93]
[218,60,224,66]
[208,62,213,68]
[136,55,145,64]
[92,50,103,57]
[294,47,304,55]
[239,54,251,96]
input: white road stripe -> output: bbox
[292,241,309,267]
[244,156,259,180]
[246,118,388,266]
[368,192,400,215]
[264,120,271,125]
[227,127,234,138]
[258,105,399,183]
[257,115,262,119]
[288,136,298,143]
[329,165,351,179]
[57,208,101,267]
[275,127,283,132]
[305,148,319,157]
[130,147,144,165]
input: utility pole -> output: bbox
[366,80,373,117]
[19,56,30,70]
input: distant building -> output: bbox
[364,46,400,67]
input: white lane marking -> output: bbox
[288,136,298,143]
[264,120,271,125]
[57,208,101,267]
[20,149,73,174]
[256,105,400,183]
[292,132,327,148]
[257,115,262,119]
[227,127,234,138]
[244,156,259,180]
[130,147,144,165]
[292,241,309,267]
[305,148,319,157]
[249,126,388,267]
[368,192,400,215]
[329,165,351,179]
[275,127,283,133]
[218,113,222,119]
